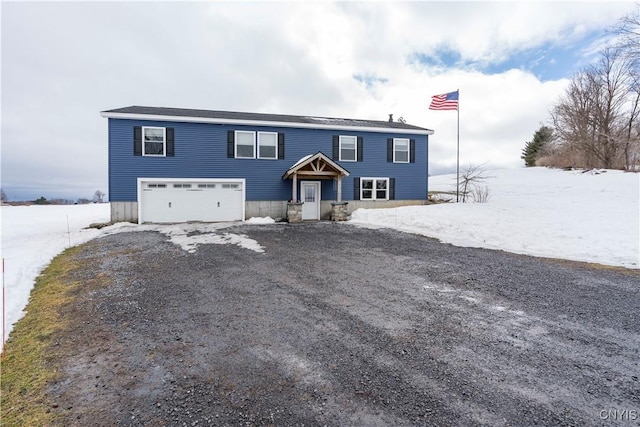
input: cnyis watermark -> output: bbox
[599,409,638,421]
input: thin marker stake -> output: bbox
[67,214,71,247]
[2,258,5,359]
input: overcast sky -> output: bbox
[1,1,636,201]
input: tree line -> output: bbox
[522,9,640,171]
[1,189,105,205]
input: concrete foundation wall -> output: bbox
[111,201,138,223]
[245,201,288,221]
[111,199,426,223]
[319,200,427,220]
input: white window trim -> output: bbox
[393,138,410,163]
[360,177,389,201]
[142,126,166,157]
[257,131,278,160]
[235,130,256,159]
[339,135,357,162]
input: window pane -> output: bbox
[143,128,165,155]
[145,141,164,155]
[361,179,373,189]
[237,144,254,158]
[258,133,277,159]
[305,186,315,202]
[259,133,277,145]
[341,137,356,148]
[236,132,254,145]
[395,139,408,149]
[376,190,387,199]
[341,149,356,161]
[144,128,164,142]
[259,145,276,158]
[395,151,408,162]
[376,180,387,189]
[236,132,255,158]
[340,136,357,161]
[362,189,373,199]
[394,139,409,163]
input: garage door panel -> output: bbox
[140,180,244,223]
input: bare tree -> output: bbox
[458,163,490,203]
[1,188,7,203]
[551,47,636,169]
[614,12,640,170]
[93,190,105,203]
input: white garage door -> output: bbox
[139,179,245,223]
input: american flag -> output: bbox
[429,90,459,111]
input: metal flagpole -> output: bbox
[456,89,460,203]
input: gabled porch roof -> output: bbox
[283,152,350,203]
[283,151,350,180]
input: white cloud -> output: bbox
[1,1,636,199]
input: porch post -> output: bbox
[337,176,342,202]
[292,173,297,202]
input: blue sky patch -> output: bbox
[413,30,608,81]
[353,73,389,90]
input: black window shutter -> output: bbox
[332,135,339,160]
[278,133,285,159]
[353,177,360,200]
[357,136,363,162]
[410,139,416,163]
[389,178,396,200]
[134,126,142,156]
[166,128,175,157]
[227,131,235,158]
[387,138,393,162]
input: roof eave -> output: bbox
[100,111,434,135]
[283,152,350,179]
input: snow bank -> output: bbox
[350,167,639,269]
[1,204,110,342]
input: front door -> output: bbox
[301,181,321,220]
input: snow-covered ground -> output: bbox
[351,167,639,269]
[1,203,110,343]
[1,167,638,344]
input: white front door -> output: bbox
[301,181,321,220]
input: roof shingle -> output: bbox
[101,106,432,133]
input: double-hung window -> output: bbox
[393,138,410,163]
[134,126,174,157]
[361,178,389,200]
[230,130,282,159]
[258,132,277,159]
[339,135,357,162]
[387,138,414,163]
[235,131,256,158]
[143,127,166,156]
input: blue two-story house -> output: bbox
[100,106,433,223]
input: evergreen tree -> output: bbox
[521,126,554,167]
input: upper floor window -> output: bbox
[393,138,410,163]
[235,131,256,158]
[339,135,357,162]
[134,126,174,157]
[333,135,363,162]
[143,127,166,156]
[258,132,278,159]
[387,138,415,163]
[228,130,284,160]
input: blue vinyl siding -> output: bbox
[108,118,428,202]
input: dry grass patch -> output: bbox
[1,246,88,425]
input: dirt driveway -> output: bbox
[46,222,639,426]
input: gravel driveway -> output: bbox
[47,222,639,426]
